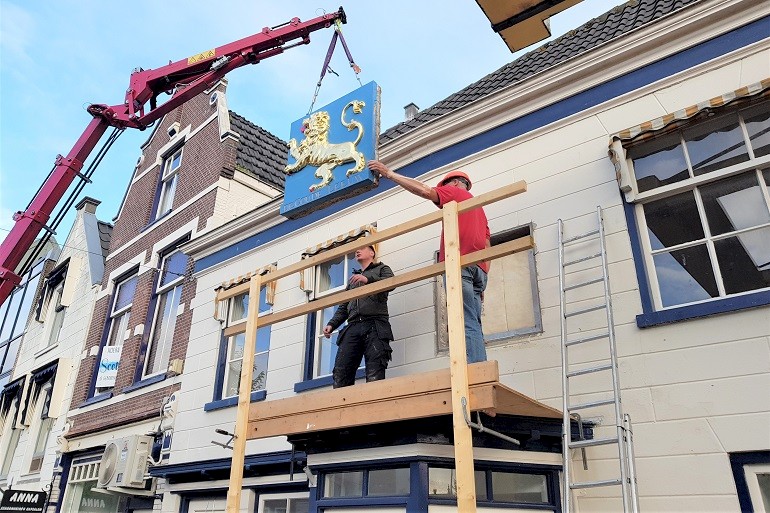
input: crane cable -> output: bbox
[307,19,362,114]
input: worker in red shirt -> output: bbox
[368,161,490,363]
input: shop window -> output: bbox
[155,146,182,219]
[617,101,770,320]
[143,246,188,377]
[323,467,410,498]
[428,465,551,505]
[61,457,119,513]
[259,493,310,513]
[435,224,541,351]
[95,272,138,394]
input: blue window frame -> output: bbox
[206,287,271,411]
[620,100,770,326]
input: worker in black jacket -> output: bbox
[323,245,395,388]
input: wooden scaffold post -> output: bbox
[225,274,262,513]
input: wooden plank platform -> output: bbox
[247,361,561,440]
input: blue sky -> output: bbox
[0,0,618,241]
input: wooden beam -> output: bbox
[249,361,499,421]
[224,235,534,334]
[442,200,477,512]
[249,384,499,439]
[216,181,527,302]
[225,275,261,513]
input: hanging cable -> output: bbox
[307,19,362,114]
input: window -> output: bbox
[0,388,22,479]
[435,225,541,351]
[156,146,182,218]
[428,466,550,504]
[43,265,68,348]
[730,451,770,513]
[0,261,43,388]
[96,272,138,393]
[61,457,119,513]
[309,252,358,380]
[220,289,271,399]
[259,493,309,513]
[323,467,410,498]
[144,248,188,377]
[28,384,54,473]
[624,102,770,311]
[0,426,20,478]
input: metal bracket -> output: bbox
[211,428,236,450]
[460,397,520,446]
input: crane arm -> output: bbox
[0,7,347,306]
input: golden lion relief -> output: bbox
[285,100,366,192]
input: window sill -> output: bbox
[142,210,173,233]
[79,392,113,407]
[204,390,266,412]
[637,290,770,328]
[34,342,59,360]
[294,369,365,393]
[123,373,167,393]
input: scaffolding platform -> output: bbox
[247,361,561,440]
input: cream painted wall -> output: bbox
[172,28,770,513]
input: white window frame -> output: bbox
[27,383,54,474]
[156,146,183,218]
[258,491,310,513]
[744,463,770,513]
[97,273,138,393]
[0,401,20,479]
[221,289,272,400]
[622,105,770,311]
[143,248,186,378]
[310,251,358,379]
[44,279,67,348]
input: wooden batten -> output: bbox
[247,361,561,440]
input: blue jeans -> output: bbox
[462,265,488,363]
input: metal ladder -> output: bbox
[558,206,640,513]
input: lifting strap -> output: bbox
[307,19,362,114]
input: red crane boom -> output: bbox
[0,8,347,306]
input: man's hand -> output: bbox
[368,160,393,180]
[349,273,369,286]
[323,325,333,338]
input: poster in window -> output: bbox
[95,345,122,388]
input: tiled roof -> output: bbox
[380,0,700,143]
[97,221,113,258]
[229,111,287,191]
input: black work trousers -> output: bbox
[332,319,392,388]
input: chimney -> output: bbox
[404,102,419,121]
[75,197,101,214]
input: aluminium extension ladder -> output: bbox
[557,206,640,513]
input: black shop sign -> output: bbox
[0,489,46,513]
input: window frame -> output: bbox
[618,101,770,325]
[206,287,272,411]
[27,382,54,474]
[730,451,770,513]
[155,145,183,219]
[257,491,310,513]
[434,224,542,352]
[93,270,139,396]
[142,243,188,379]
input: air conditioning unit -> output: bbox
[97,435,152,489]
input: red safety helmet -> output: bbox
[439,170,472,190]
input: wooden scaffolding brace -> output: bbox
[216,180,550,512]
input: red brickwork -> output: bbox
[68,84,229,437]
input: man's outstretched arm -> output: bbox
[369,161,439,203]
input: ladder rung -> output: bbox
[569,436,619,449]
[569,398,616,411]
[565,332,609,347]
[567,363,613,378]
[563,252,602,266]
[571,478,622,490]
[565,303,606,317]
[564,277,604,291]
[562,229,599,244]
